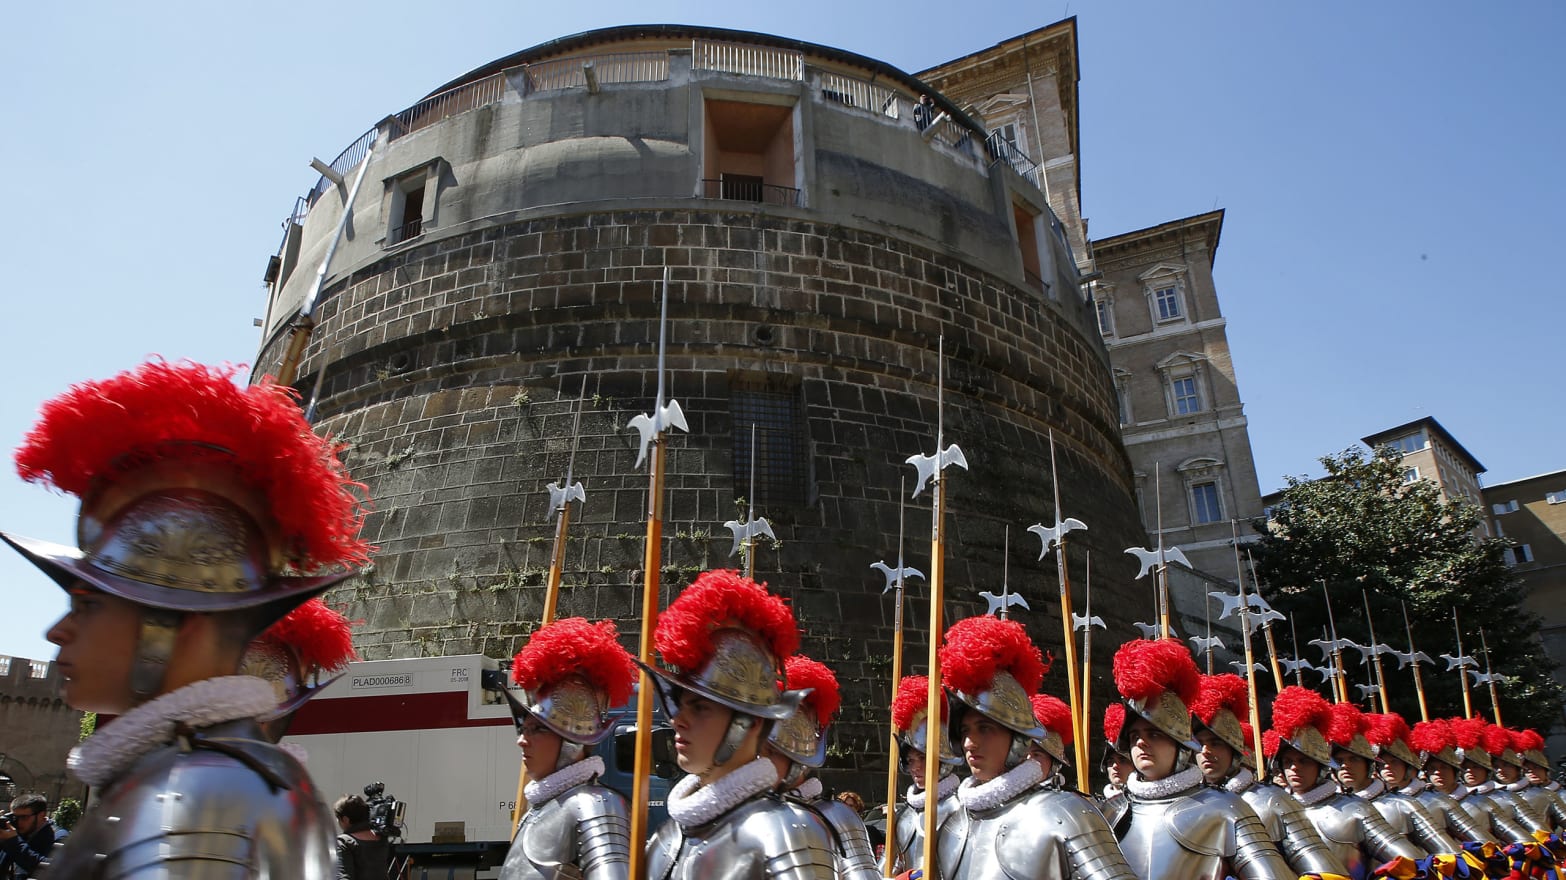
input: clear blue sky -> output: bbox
[2,1,1560,660]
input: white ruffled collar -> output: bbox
[1470,780,1496,796]
[1548,781,1561,792]
[1293,780,1339,806]
[1126,764,1205,801]
[1225,767,1256,793]
[525,755,604,805]
[1504,779,1530,792]
[958,760,1044,811]
[666,758,779,829]
[1102,783,1123,800]
[906,773,960,811]
[790,777,824,802]
[1450,783,1470,800]
[1399,779,1428,796]
[69,676,278,788]
[1355,779,1386,800]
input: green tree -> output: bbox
[52,797,82,831]
[1251,446,1561,731]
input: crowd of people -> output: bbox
[7,359,1566,880]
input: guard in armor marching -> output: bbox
[938,616,1136,880]
[1266,686,1423,876]
[766,655,880,880]
[1513,729,1566,830]
[1188,674,1345,877]
[1408,718,1505,845]
[888,674,963,876]
[1098,704,1133,814]
[1447,716,1539,842]
[1,360,371,879]
[1487,724,1554,835]
[1106,638,1293,880]
[499,617,638,880]
[1355,711,1463,856]
[642,570,837,880]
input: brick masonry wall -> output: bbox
[256,208,1152,797]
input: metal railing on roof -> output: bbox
[525,50,669,92]
[818,71,901,120]
[389,72,509,141]
[986,131,1040,182]
[693,38,803,80]
[306,127,378,206]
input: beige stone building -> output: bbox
[0,655,86,806]
[1363,417,1487,511]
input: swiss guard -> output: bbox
[499,617,638,880]
[1408,718,1503,844]
[1099,704,1133,811]
[1265,686,1422,874]
[1188,673,1344,877]
[243,596,358,745]
[1328,704,1458,856]
[1357,711,1462,855]
[642,570,836,880]
[1107,638,1293,880]
[1513,729,1566,829]
[938,615,1135,880]
[1,360,370,878]
[1447,717,1535,842]
[888,674,962,876]
[767,654,880,880]
[1486,722,1552,835]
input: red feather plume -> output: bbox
[1112,638,1200,706]
[1031,694,1074,745]
[654,570,799,672]
[1365,712,1413,750]
[1514,729,1547,753]
[892,675,948,731]
[1262,729,1281,758]
[259,598,357,673]
[1479,721,1511,756]
[1191,673,1250,726]
[1450,716,1488,752]
[512,617,636,706]
[1409,719,1453,754]
[939,616,1049,696]
[784,655,840,729]
[15,360,369,569]
[1241,721,1255,747]
[1270,686,1334,740]
[1327,702,1370,747]
[1103,702,1126,744]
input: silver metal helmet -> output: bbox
[643,627,805,722]
[1118,690,1202,754]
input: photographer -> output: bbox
[334,794,391,880]
[0,794,62,879]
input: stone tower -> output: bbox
[255,24,1149,791]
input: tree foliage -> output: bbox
[1252,446,1561,731]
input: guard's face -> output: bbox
[1334,750,1373,792]
[1126,717,1178,781]
[518,717,564,780]
[1461,759,1490,789]
[46,585,141,714]
[960,709,1011,783]
[1280,746,1321,793]
[671,690,734,779]
[1378,755,1412,789]
[1026,741,1054,780]
[1106,752,1134,787]
[1526,763,1551,785]
[1428,760,1458,792]
[1195,728,1234,783]
[1494,762,1521,784]
[904,746,928,790]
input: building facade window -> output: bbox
[1492,500,1519,515]
[1512,544,1534,564]
[1096,299,1115,337]
[28,659,48,679]
[1153,286,1183,321]
[1112,368,1132,426]
[1171,377,1201,415]
[702,97,802,207]
[1156,352,1209,420]
[0,656,9,676]
[1547,490,1566,505]
[387,166,434,246]
[1402,467,1420,484]
[731,377,807,508]
[1190,481,1223,524]
[1387,433,1427,455]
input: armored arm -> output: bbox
[815,801,880,880]
[1501,793,1551,835]
[572,788,632,880]
[749,803,838,880]
[1229,809,1297,880]
[1358,805,1425,864]
[1482,799,1534,843]
[1429,794,1496,844]
[1268,792,1349,877]
[1058,807,1139,880]
[1548,791,1566,830]
[996,792,1137,880]
[1401,798,1460,855]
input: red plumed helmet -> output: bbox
[940,616,1048,738]
[1268,686,1337,767]
[1031,694,1075,746]
[1450,716,1496,771]
[1190,673,1250,755]
[1365,712,1420,767]
[1112,638,1201,749]
[892,675,959,767]
[510,617,636,744]
[5,360,371,630]
[1410,719,1459,769]
[1262,730,1281,759]
[243,597,358,716]
[1480,721,1514,765]
[1327,702,1377,761]
[1514,729,1547,754]
[647,569,803,721]
[785,655,841,729]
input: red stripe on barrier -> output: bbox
[288,691,511,735]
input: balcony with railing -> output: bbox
[387,216,423,246]
[701,178,801,207]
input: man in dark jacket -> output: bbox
[0,793,63,878]
[335,794,392,880]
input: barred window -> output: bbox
[731,379,806,509]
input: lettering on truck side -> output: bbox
[352,674,415,689]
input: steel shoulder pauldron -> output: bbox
[1170,789,1293,880]
[1380,793,1459,855]
[1329,797,1424,864]
[43,722,335,879]
[1490,791,1550,834]
[1417,790,1495,844]
[1238,784,1345,877]
[992,789,1136,880]
[1460,793,1531,843]
[509,784,631,880]
[810,800,879,880]
[648,796,836,880]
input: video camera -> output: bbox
[0,812,13,831]
[362,782,405,841]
